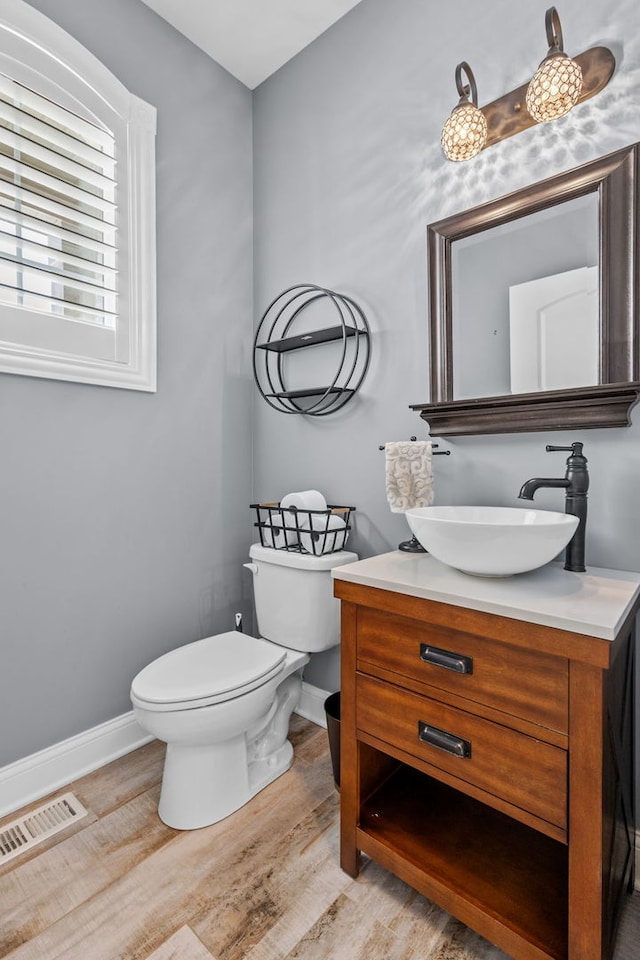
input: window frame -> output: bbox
[0,0,157,391]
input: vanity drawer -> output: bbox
[356,673,567,829]
[357,607,568,733]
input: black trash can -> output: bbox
[324,691,341,790]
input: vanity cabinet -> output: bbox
[333,554,639,960]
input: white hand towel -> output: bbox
[385,441,434,513]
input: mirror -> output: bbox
[411,143,640,437]
[452,195,599,399]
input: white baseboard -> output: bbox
[2,695,639,890]
[0,712,152,820]
[295,681,334,729]
[0,684,331,821]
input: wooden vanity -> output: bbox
[332,552,640,960]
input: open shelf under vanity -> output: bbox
[358,760,567,960]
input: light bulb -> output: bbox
[527,7,583,122]
[527,55,582,122]
[441,103,488,161]
[441,62,487,162]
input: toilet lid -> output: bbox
[130,631,286,708]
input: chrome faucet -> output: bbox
[518,442,589,572]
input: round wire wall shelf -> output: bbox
[253,284,371,416]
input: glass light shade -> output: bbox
[441,102,488,162]
[526,55,583,122]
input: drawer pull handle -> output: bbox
[420,643,473,675]
[418,721,471,759]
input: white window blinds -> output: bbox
[0,0,156,391]
[0,72,118,329]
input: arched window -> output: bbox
[0,0,156,390]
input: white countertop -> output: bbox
[331,551,640,640]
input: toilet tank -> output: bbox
[247,543,358,652]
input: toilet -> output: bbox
[130,542,357,829]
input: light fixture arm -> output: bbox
[544,6,564,57]
[455,61,478,106]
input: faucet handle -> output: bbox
[546,442,584,457]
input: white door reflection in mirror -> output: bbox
[450,193,598,401]
[509,266,599,393]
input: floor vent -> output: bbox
[0,792,88,866]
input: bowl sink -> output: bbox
[405,505,579,577]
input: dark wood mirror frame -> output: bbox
[411,143,640,437]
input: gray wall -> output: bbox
[2,0,640,789]
[0,0,254,766]
[253,0,640,696]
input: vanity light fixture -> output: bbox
[440,7,615,161]
[526,7,582,122]
[441,62,487,162]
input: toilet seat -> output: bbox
[130,631,286,712]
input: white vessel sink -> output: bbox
[405,505,579,577]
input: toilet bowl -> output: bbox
[131,543,357,829]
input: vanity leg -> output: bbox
[568,661,605,960]
[339,601,361,877]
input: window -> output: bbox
[0,0,156,390]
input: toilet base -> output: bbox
[248,739,294,796]
[157,671,303,830]
[158,735,296,830]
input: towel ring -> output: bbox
[378,438,451,454]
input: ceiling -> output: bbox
[140,0,364,89]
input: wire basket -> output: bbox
[251,502,355,556]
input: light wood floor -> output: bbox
[1,717,638,960]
